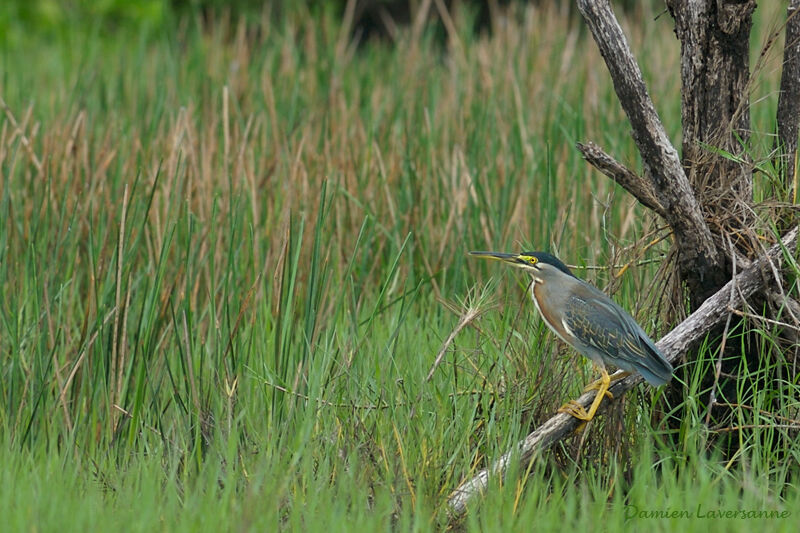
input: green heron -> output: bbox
[470,250,672,421]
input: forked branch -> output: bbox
[575,0,724,293]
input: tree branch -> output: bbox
[576,141,666,218]
[576,0,725,302]
[447,225,799,518]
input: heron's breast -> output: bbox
[531,282,573,345]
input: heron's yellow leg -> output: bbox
[583,370,629,396]
[558,367,612,421]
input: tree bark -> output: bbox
[777,1,800,193]
[667,0,755,202]
[448,227,799,518]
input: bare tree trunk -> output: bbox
[667,1,755,206]
[778,1,800,194]
[575,0,727,307]
[660,0,756,309]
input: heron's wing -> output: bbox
[563,288,672,385]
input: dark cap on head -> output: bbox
[522,251,577,278]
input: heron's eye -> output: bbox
[526,256,537,265]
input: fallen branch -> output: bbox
[447,225,799,517]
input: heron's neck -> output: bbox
[527,277,539,298]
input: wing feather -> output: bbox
[563,283,672,385]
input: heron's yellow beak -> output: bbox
[469,251,527,266]
[469,251,516,260]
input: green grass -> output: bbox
[1,2,798,531]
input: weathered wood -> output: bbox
[576,0,725,306]
[666,0,755,200]
[778,1,800,190]
[447,226,799,517]
[576,141,666,218]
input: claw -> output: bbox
[558,367,613,422]
[558,400,592,420]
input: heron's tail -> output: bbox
[636,336,673,386]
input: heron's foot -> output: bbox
[559,375,611,421]
[558,400,594,421]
